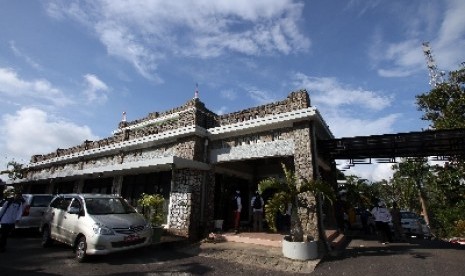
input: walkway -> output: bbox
[162,230,346,274]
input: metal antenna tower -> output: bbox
[422,42,445,87]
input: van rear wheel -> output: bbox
[75,236,88,262]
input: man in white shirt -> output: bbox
[0,190,24,252]
[371,200,393,244]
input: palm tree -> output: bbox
[258,163,335,242]
[1,161,25,180]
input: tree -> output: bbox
[415,66,465,237]
[1,161,25,180]
[137,193,165,226]
[392,158,431,223]
[416,67,465,129]
[343,175,374,208]
[258,163,335,242]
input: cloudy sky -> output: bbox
[1,0,464,182]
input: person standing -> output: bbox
[250,191,264,232]
[232,190,242,234]
[391,202,405,241]
[0,190,24,252]
[371,200,393,244]
[334,196,346,233]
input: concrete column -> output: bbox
[46,180,55,194]
[74,179,84,193]
[112,176,123,195]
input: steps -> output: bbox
[325,229,347,250]
[220,232,283,247]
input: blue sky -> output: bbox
[1,0,464,182]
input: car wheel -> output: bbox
[75,236,88,263]
[41,226,52,248]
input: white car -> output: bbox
[418,218,432,239]
[40,194,153,262]
[400,211,424,237]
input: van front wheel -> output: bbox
[75,236,88,262]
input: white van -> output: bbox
[40,194,153,262]
[16,194,54,230]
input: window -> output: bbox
[69,198,82,210]
[272,131,282,141]
[30,195,53,207]
[50,197,72,211]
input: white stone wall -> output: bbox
[210,140,294,163]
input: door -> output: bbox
[48,196,72,241]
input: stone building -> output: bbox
[15,90,335,241]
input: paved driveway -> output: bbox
[312,237,465,276]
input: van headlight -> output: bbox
[92,223,115,235]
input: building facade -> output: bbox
[15,90,335,240]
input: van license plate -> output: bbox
[124,234,140,242]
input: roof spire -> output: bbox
[194,83,199,99]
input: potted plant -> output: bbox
[258,163,335,260]
[137,193,165,243]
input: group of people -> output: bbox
[335,194,405,244]
[231,190,264,234]
[232,189,406,245]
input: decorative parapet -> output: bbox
[209,107,319,140]
[122,98,216,129]
[31,98,218,165]
[28,125,208,168]
[216,90,310,125]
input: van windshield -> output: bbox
[85,198,137,215]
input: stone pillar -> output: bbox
[293,121,319,240]
[167,168,203,240]
[112,176,123,195]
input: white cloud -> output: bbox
[95,22,164,83]
[434,0,465,69]
[342,163,395,182]
[246,87,276,104]
[9,41,42,70]
[0,107,98,180]
[215,106,228,115]
[291,72,400,137]
[0,67,72,106]
[327,113,401,138]
[292,73,393,111]
[370,38,425,78]
[369,0,465,78]
[220,89,237,101]
[45,0,310,80]
[377,68,417,78]
[346,0,382,16]
[83,74,109,104]
[436,0,465,46]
